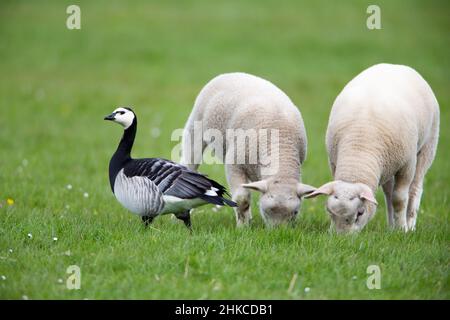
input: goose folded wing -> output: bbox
[122,158,227,200]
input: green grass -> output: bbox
[0,0,449,299]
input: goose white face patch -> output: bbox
[112,107,135,129]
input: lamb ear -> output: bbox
[242,180,268,193]
[303,181,336,199]
[297,183,316,198]
[360,189,378,205]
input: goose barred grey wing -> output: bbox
[123,158,235,206]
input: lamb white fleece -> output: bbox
[316,63,439,232]
[182,72,315,226]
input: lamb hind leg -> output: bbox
[407,136,438,231]
[226,165,252,227]
[406,181,422,232]
[181,119,205,171]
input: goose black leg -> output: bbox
[176,210,192,232]
[142,215,154,227]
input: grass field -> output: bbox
[0,0,448,299]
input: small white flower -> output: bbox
[64,250,71,256]
[66,184,73,190]
[53,237,58,242]
[352,276,358,280]
[22,295,29,300]
[8,249,13,253]
[83,192,89,198]
[57,278,63,284]
[151,127,161,138]
[1,275,6,281]
[27,233,33,239]
[304,287,311,293]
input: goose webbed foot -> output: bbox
[141,215,154,227]
[176,210,192,232]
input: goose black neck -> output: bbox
[109,118,137,192]
[115,119,137,160]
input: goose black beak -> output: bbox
[104,113,116,121]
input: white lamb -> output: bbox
[306,63,440,233]
[181,72,316,226]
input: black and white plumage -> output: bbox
[104,107,236,229]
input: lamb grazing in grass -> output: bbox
[306,63,440,233]
[181,72,316,227]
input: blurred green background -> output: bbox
[0,0,448,299]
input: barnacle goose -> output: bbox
[104,107,236,229]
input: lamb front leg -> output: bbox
[226,165,252,227]
[382,178,395,228]
[392,161,416,232]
